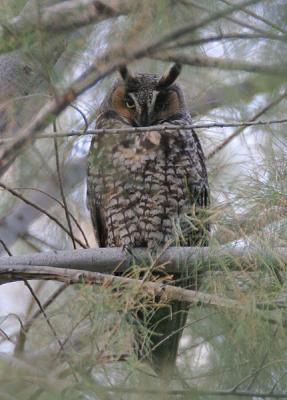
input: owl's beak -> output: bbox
[140,106,149,126]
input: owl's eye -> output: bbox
[125,96,135,109]
[155,103,166,112]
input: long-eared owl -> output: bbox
[87,63,209,377]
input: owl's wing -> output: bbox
[87,172,106,247]
[87,113,131,247]
[189,127,210,208]
[163,118,209,209]
[179,126,210,246]
[87,131,109,247]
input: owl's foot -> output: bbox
[122,243,135,257]
[122,244,149,271]
[122,244,145,264]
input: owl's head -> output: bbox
[101,64,187,126]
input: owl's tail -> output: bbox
[134,297,190,378]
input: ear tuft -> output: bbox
[119,65,133,82]
[157,63,182,89]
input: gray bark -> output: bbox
[0,245,285,274]
[0,255,285,328]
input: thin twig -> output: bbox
[0,241,67,364]
[246,325,280,390]
[220,0,287,34]
[157,53,287,77]
[23,282,78,382]
[53,122,76,249]
[58,311,90,353]
[23,281,63,350]
[207,92,287,159]
[14,281,45,355]
[0,182,87,248]
[1,118,287,143]
[230,357,280,393]
[163,32,287,50]
[87,385,287,398]
[0,328,10,341]
[269,369,287,394]
[188,0,285,40]
[17,283,68,340]
[0,240,12,256]
[139,312,217,366]
[146,0,264,52]
[13,187,89,247]
[69,104,89,133]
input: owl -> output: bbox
[87,63,209,377]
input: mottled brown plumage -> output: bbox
[87,64,209,377]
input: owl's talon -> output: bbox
[122,244,134,257]
[122,244,145,267]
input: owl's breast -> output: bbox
[112,131,161,162]
[88,128,207,247]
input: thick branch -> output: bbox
[0,262,285,327]
[0,263,240,308]
[0,246,286,275]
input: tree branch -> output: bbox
[188,0,284,40]
[0,0,129,54]
[157,54,287,77]
[163,32,287,51]
[145,0,264,52]
[1,246,286,324]
[94,385,287,398]
[53,130,77,249]
[0,263,268,311]
[0,245,286,276]
[1,118,287,143]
